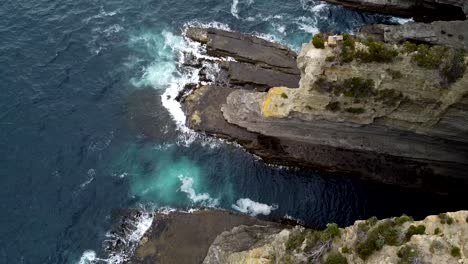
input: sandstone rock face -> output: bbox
[323,0,467,22]
[203,211,468,264]
[359,20,468,49]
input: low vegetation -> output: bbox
[313,34,325,49]
[395,215,413,225]
[324,252,348,264]
[355,38,398,63]
[356,219,400,259]
[397,245,419,264]
[438,213,454,225]
[376,89,403,107]
[405,225,425,241]
[451,246,461,258]
[410,43,466,84]
[281,92,288,99]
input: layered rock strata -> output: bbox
[183,27,468,193]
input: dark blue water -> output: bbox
[0,0,462,263]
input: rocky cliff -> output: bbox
[182,27,468,192]
[125,210,468,264]
[202,211,468,264]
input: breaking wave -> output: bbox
[178,176,219,207]
[232,198,278,216]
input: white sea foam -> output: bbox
[294,16,319,35]
[78,250,99,264]
[231,0,240,19]
[232,198,278,216]
[390,17,414,24]
[178,176,219,207]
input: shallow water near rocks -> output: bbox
[0,0,461,263]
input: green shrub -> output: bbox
[323,223,341,240]
[286,230,306,251]
[326,56,336,62]
[405,225,425,241]
[397,245,419,264]
[342,77,375,98]
[345,107,365,114]
[366,216,378,226]
[434,227,441,235]
[313,34,325,49]
[451,246,461,258]
[441,49,466,84]
[356,40,398,63]
[281,92,288,99]
[438,213,455,225]
[324,252,348,264]
[343,34,355,49]
[412,45,447,69]
[356,220,400,259]
[395,215,413,225]
[403,41,418,53]
[326,101,341,112]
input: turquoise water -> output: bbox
[0,0,461,263]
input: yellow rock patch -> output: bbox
[261,87,289,117]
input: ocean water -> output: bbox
[0,0,459,263]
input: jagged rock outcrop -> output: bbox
[359,20,468,49]
[203,211,468,264]
[322,0,467,22]
[183,27,468,192]
[181,28,300,93]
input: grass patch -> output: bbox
[313,34,325,49]
[451,246,461,258]
[397,245,419,264]
[324,252,348,264]
[405,225,425,241]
